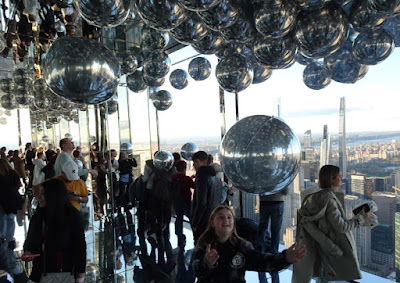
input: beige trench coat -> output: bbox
[292,189,362,283]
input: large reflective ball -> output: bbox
[152,90,172,111]
[255,0,297,39]
[325,40,369,83]
[46,91,62,111]
[170,13,208,44]
[220,115,301,195]
[14,89,33,106]
[143,73,166,88]
[292,0,331,10]
[178,0,220,11]
[33,78,47,94]
[303,62,331,90]
[42,36,120,105]
[383,15,400,47]
[219,14,256,43]
[127,70,147,93]
[349,0,387,32]
[252,61,272,84]
[191,31,224,54]
[371,0,400,14]
[153,150,174,171]
[0,79,15,94]
[73,0,131,28]
[136,0,187,31]
[13,68,33,86]
[253,33,297,69]
[188,57,212,81]
[106,99,119,114]
[181,142,199,160]
[295,52,316,65]
[130,46,144,69]
[116,50,138,75]
[169,69,189,90]
[142,50,171,79]
[42,135,50,142]
[47,112,61,124]
[216,54,253,93]
[60,98,73,110]
[120,142,133,154]
[141,26,169,55]
[37,125,43,132]
[295,3,348,58]
[352,29,394,65]
[197,0,239,31]
[1,95,16,110]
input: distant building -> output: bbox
[339,97,347,178]
[351,174,367,197]
[395,213,400,283]
[319,125,331,168]
[303,130,314,162]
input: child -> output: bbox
[192,205,306,282]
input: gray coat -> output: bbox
[292,189,363,283]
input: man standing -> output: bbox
[257,187,289,283]
[54,138,97,178]
[190,151,220,244]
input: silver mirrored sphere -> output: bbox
[116,50,138,75]
[219,14,256,43]
[65,133,73,139]
[188,57,212,81]
[255,0,297,39]
[191,31,224,54]
[220,115,301,195]
[181,142,200,160]
[136,0,187,31]
[0,79,15,94]
[37,125,43,132]
[170,13,208,44]
[295,3,349,58]
[153,150,174,171]
[42,135,50,142]
[197,0,239,31]
[1,95,17,110]
[0,117,7,125]
[141,26,170,55]
[303,61,332,90]
[352,29,394,65]
[253,33,297,69]
[106,99,119,114]
[14,89,33,106]
[349,0,388,32]
[74,0,131,27]
[169,69,189,90]
[13,69,33,86]
[292,0,331,10]
[120,142,133,154]
[33,78,47,94]
[152,90,172,111]
[178,0,220,11]
[383,15,400,47]
[325,40,369,84]
[127,70,147,93]
[47,112,61,124]
[216,53,253,93]
[143,74,166,88]
[42,36,120,105]
[252,61,272,84]
[142,50,171,79]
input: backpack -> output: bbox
[170,179,184,205]
[151,169,172,204]
[129,175,147,204]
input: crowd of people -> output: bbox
[0,138,374,283]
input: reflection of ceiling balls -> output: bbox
[65,133,73,139]
[0,78,15,93]
[107,100,118,114]
[42,135,50,142]
[188,57,211,81]
[4,110,11,116]
[89,135,96,143]
[153,150,173,171]
[152,90,172,111]
[37,125,44,132]
[0,117,7,125]
[1,95,16,110]
[181,142,199,161]
[120,142,133,154]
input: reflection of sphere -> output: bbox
[46,124,53,130]
[178,0,220,11]
[120,143,133,154]
[220,115,301,195]
[33,78,47,94]
[170,13,208,44]
[107,100,118,114]
[191,31,223,54]
[42,135,50,142]
[181,142,199,161]
[47,113,61,124]
[169,69,189,90]
[188,57,212,81]
[291,0,330,10]
[153,150,174,171]
[42,36,120,105]
[352,29,394,65]
[0,117,7,124]
[89,136,96,143]
[143,74,165,87]
[252,61,272,84]
[65,133,73,139]
[216,54,253,93]
[0,31,6,52]
[0,79,15,93]
[127,71,147,93]
[37,125,44,132]
[74,0,131,27]
[295,3,348,58]
[141,26,169,55]
[136,0,187,30]
[219,14,255,43]
[349,0,387,32]
[303,62,331,90]
[1,95,16,110]
[13,68,32,86]
[142,50,171,79]
[4,110,12,116]
[152,90,172,111]
[255,0,297,39]
[14,89,33,106]
[116,50,138,75]
[197,0,238,31]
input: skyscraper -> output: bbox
[319,125,330,168]
[339,97,347,177]
[303,130,314,161]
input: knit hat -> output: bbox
[62,160,79,181]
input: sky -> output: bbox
[1,46,400,149]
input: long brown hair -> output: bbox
[0,158,13,176]
[195,205,247,252]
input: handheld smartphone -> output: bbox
[352,203,370,215]
[16,254,41,260]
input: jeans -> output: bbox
[0,206,15,242]
[174,201,190,244]
[257,201,284,283]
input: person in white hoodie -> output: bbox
[32,152,46,186]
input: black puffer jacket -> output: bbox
[192,238,290,283]
[0,170,22,214]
